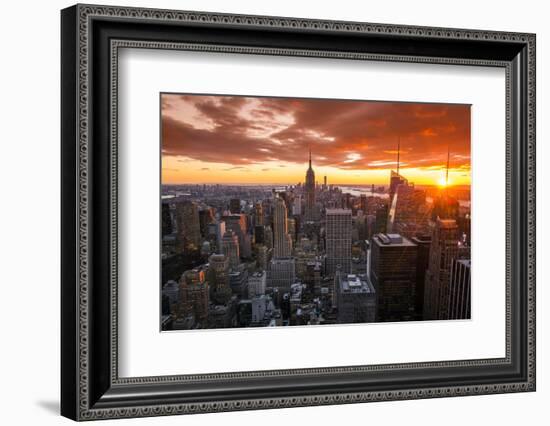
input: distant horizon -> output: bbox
[161,182,471,189]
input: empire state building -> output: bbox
[304,148,316,222]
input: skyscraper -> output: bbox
[287,217,296,243]
[207,253,231,304]
[375,204,389,234]
[229,265,249,298]
[335,273,377,324]
[175,201,201,253]
[268,258,296,292]
[179,268,209,323]
[199,207,215,237]
[264,225,273,250]
[424,219,460,320]
[273,197,292,258]
[448,259,471,319]
[206,220,226,254]
[431,195,459,222]
[222,214,250,257]
[370,233,417,322]
[292,195,302,216]
[229,198,241,214]
[325,208,352,275]
[304,148,316,222]
[431,149,459,222]
[411,235,431,319]
[387,181,429,238]
[388,139,407,203]
[255,244,268,270]
[221,230,240,269]
[254,225,265,245]
[254,201,264,225]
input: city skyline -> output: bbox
[160,93,471,331]
[162,94,471,186]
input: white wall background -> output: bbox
[0,0,546,424]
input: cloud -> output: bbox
[161,94,470,171]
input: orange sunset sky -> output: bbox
[161,94,471,187]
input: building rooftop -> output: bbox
[373,233,416,247]
[326,208,352,215]
[339,274,375,294]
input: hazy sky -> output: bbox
[161,94,471,186]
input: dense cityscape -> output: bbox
[161,147,471,331]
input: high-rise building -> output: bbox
[304,148,316,222]
[229,265,249,297]
[199,207,215,237]
[175,201,201,253]
[273,197,292,258]
[241,233,252,259]
[254,202,264,225]
[431,195,459,222]
[295,248,317,282]
[248,271,267,298]
[448,259,471,320]
[179,268,209,322]
[388,139,406,203]
[360,194,367,213]
[424,219,460,320]
[287,217,296,243]
[264,225,273,250]
[255,244,268,270]
[222,214,250,257]
[366,214,377,240]
[457,213,471,246]
[389,171,407,205]
[254,225,265,245]
[370,233,417,322]
[207,253,231,304]
[206,220,226,254]
[355,214,367,241]
[411,235,431,319]
[278,192,292,217]
[335,273,377,324]
[221,230,240,269]
[432,149,460,222]
[375,204,388,234]
[268,258,296,292]
[325,209,352,275]
[229,198,241,214]
[292,195,302,216]
[387,181,429,238]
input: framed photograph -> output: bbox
[61,4,536,421]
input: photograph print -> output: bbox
[160,94,471,331]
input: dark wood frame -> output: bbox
[61,3,536,421]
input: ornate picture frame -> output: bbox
[61,4,536,421]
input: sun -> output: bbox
[438,177,450,187]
